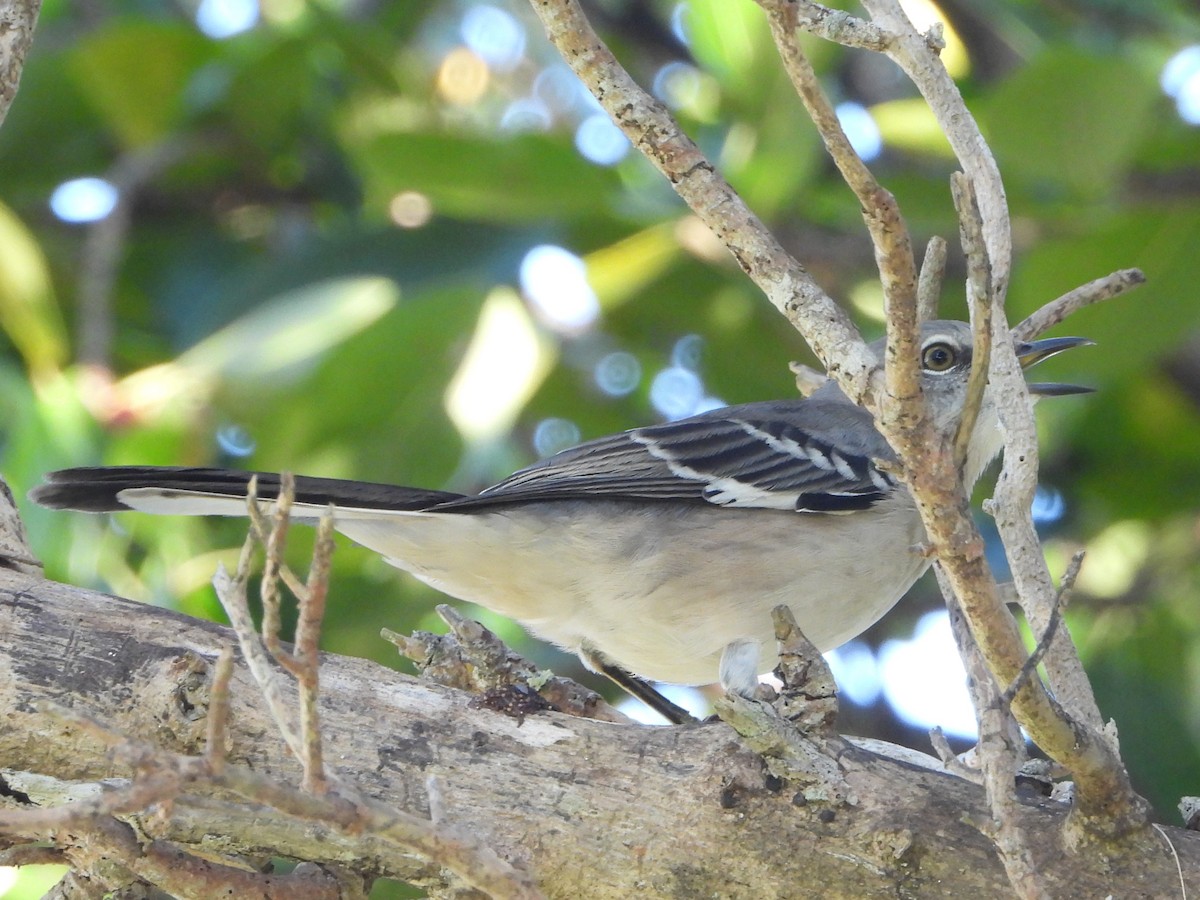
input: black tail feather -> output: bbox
[30,466,464,513]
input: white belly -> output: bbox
[335,495,929,686]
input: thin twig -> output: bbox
[950,173,993,469]
[917,236,947,322]
[1152,823,1188,900]
[940,573,1047,900]
[1012,268,1145,342]
[527,0,877,401]
[205,646,235,775]
[757,0,918,322]
[1001,551,1084,707]
[213,556,306,765]
[296,507,336,795]
[929,726,982,784]
[261,472,294,665]
[760,0,924,428]
[791,1,891,50]
[245,475,309,600]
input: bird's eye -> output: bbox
[922,342,958,372]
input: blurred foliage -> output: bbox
[4,0,1200,892]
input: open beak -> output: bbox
[1016,335,1095,397]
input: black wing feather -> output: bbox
[438,396,897,513]
[32,397,899,517]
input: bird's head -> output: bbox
[872,320,1093,486]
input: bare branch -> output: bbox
[259,472,294,665]
[296,508,336,793]
[950,173,993,469]
[929,726,982,784]
[527,0,878,400]
[941,575,1047,900]
[791,1,891,50]
[1001,551,1084,707]
[213,554,307,765]
[849,0,1146,838]
[756,0,918,320]
[1012,268,1146,342]
[861,0,1011,286]
[204,646,235,775]
[917,236,948,322]
[4,575,1194,895]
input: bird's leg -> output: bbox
[579,645,698,725]
[718,638,766,700]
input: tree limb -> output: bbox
[2,572,1195,897]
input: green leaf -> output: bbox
[69,20,213,147]
[979,48,1159,198]
[212,283,483,489]
[685,0,773,97]
[225,37,318,151]
[346,130,621,223]
[1011,206,1200,378]
[0,202,67,379]
[114,276,399,421]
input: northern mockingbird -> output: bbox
[32,321,1090,722]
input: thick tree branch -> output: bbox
[2,573,1195,897]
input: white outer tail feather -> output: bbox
[115,488,431,523]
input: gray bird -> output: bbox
[31,321,1090,722]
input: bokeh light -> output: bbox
[532,417,581,457]
[594,351,642,397]
[671,334,704,371]
[519,244,600,333]
[835,101,883,162]
[501,97,553,132]
[388,191,433,228]
[195,0,259,38]
[1161,44,1200,124]
[50,177,118,223]
[574,114,630,166]
[825,640,882,707]
[1031,484,1065,526]
[650,366,704,420]
[215,423,256,458]
[534,64,586,115]
[878,610,977,739]
[437,46,490,106]
[461,4,526,73]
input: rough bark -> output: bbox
[2,571,1194,897]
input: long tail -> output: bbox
[30,466,465,518]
